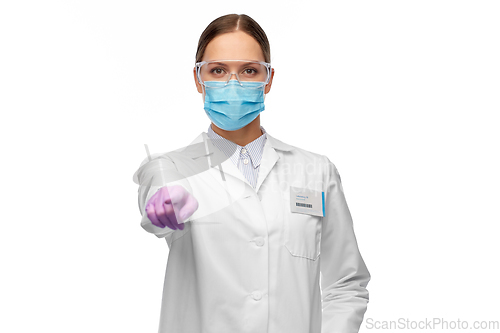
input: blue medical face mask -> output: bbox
[203,80,266,131]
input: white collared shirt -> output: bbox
[207,124,267,189]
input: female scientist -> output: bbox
[133,13,370,333]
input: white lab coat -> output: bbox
[132,129,370,333]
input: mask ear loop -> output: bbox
[197,65,206,103]
[262,64,271,101]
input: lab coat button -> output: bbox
[252,291,262,300]
[255,237,264,247]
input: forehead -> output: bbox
[203,31,265,62]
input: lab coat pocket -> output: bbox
[283,189,322,261]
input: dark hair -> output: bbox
[195,14,271,63]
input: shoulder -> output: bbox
[272,135,342,186]
[273,138,338,187]
[273,136,333,170]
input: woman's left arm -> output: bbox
[320,156,371,333]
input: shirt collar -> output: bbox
[207,124,267,169]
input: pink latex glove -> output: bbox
[145,185,199,230]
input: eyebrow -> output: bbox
[209,61,258,66]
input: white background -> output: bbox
[1,1,499,332]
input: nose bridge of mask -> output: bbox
[204,81,264,103]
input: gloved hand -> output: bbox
[145,185,199,230]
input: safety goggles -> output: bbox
[195,59,272,89]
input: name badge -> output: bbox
[290,186,325,217]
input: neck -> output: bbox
[211,116,263,146]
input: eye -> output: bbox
[210,67,226,75]
[243,68,257,75]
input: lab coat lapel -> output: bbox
[255,138,279,193]
[255,131,295,193]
